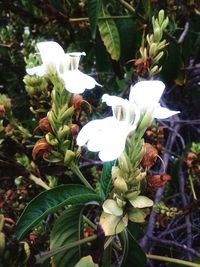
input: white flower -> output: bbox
[129,80,179,119]
[77,80,180,162]
[77,93,140,161]
[26,41,101,93]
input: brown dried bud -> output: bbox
[39,117,53,133]
[70,124,79,135]
[184,152,197,167]
[147,174,171,189]
[32,137,51,160]
[70,94,84,110]
[0,105,6,118]
[70,94,91,118]
[141,143,158,170]
[4,124,15,133]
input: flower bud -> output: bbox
[149,43,157,56]
[113,176,128,193]
[0,105,6,118]
[60,106,74,122]
[161,17,169,31]
[64,149,75,165]
[45,133,59,146]
[70,124,79,135]
[153,51,164,63]
[39,117,53,133]
[154,27,162,42]
[32,137,51,160]
[158,10,165,24]
[57,125,70,140]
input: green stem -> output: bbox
[36,234,97,264]
[119,0,135,13]
[188,175,197,200]
[147,254,200,267]
[69,15,133,22]
[83,215,97,230]
[70,162,93,190]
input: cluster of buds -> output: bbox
[23,75,51,119]
[185,142,200,175]
[31,73,76,165]
[0,94,30,144]
[135,9,169,78]
[156,201,180,218]
[100,137,155,236]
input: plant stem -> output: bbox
[69,15,133,22]
[188,174,197,200]
[119,0,135,13]
[29,174,50,190]
[36,234,97,264]
[83,215,97,230]
[70,162,93,190]
[147,254,200,267]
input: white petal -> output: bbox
[77,119,103,146]
[77,117,134,162]
[154,104,180,119]
[60,70,100,93]
[37,41,65,65]
[102,94,127,106]
[26,65,46,76]
[129,81,165,110]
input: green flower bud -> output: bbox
[154,27,162,42]
[64,149,75,165]
[113,176,128,193]
[45,132,59,146]
[161,17,169,31]
[158,10,165,24]
[149,43,157,56]
[118,153,130,173]
[153,51,164,62]
[59,106,74,122]
[149,65,159,76]
[57,125,70,140]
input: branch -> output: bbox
[140,120,182,251]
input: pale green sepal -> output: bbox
[128,207,149,223]
[100,212,128,236]
[129,195,153,208]
[103,199,123,216]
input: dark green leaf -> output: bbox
[16,184,101,240]
[87,0,102,39]
[50,205,84,267]
[99,161,115,200]
[98,3,120,60]
[122,224,146,267]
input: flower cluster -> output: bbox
[77,80,179,161]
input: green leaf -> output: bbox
[122,224,147,267]
[87,0,102,39]
[99,161,115,200]
[16,184,101,240]
[75,256,98,267]
[50,205,84,267]
[98,3,120,60]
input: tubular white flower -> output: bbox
[77,80,180,162]
[26,41,101,93]
[77,95,140,161]
[129,80,180,119]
